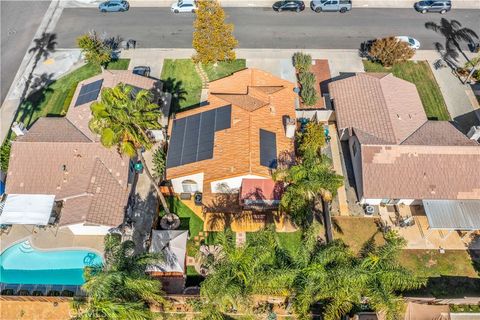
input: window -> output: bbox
[331,1,339,4]
[182,180,198,193]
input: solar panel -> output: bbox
[74,79,103,107]
[166,105,231,168]
[260,129,277,169]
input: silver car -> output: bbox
[310,0,352,13]
[414,1,451,14]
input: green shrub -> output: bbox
[300,85,318,106]
[152,147,166,179]
[0,140,12,172]
[299,71,316,88]
[293,52,312,72]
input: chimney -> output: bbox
[467,126,480,141]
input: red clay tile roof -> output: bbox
[7,118,131,227]
[66,70,159,141]
[240,178,283,201]
[166,69,297,197]
[361,144,480,200]
[329,73,427,144]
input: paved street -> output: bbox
[0,1,50,104]
[54,8,479,49]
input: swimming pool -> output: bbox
[0,241,103,285]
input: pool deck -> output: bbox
[0,226,105,254]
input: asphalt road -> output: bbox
[54,7,479,50]
[0,1,50,104]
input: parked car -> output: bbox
[171,0,197,13]
[132,66,151,77]
[98,0,129,12]
[272,1,305,12]
[396,36,421,50]
[310,0,352,13]
[414,1,451,14]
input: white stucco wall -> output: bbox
[210,175,268,193]
[68,224,112,235]
[171,172,204,193]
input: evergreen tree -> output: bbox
[192,0,238,64]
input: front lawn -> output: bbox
[363,60,450,121]
[12,59,130,131]
[161,59,203,112]
[203,59,246,82]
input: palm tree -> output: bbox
[291,229,427,320]
[274,154,343,234]
[72,234,166,320]
[426,18,478,63]
[89,83,171,214]
[199,229,294,317]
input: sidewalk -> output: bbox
[64,0,480,8]
[414,50,480,132]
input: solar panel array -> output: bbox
[166,105,231,168]
[74,79,103,107]
[259,129,277,169]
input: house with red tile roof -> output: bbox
[4,70,164,235]
[165,68,296,212]
[329,73,480,231]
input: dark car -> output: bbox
[132,66,151,77]
[414,1,451,14]
[99,0,129,12]
[273,1,305,12]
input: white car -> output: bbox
[396,36,421,50]
[171,0,197,13]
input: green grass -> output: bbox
[165,196,204,256]
[363,60,450,121]
[13,59,130,131]
[161,59,202,112]
[106,58,130,70]
[276,231,303,255]
[203,59,246,82]
[186,265,199,276]
[400,250,478,278]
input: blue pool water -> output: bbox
[0,241,103,285]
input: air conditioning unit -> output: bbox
[365,205,375,216]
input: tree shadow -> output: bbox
[425,18,478,64]
[161,77,188,113]
[20,33,57,109]
[13,72,55,130]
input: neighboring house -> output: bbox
[329,73,480,230]
[67,69,167,141]
[147,230,188,294]
[3,70,167,236]
[5,117,134,235]
[165,68,297,211]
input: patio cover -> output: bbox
[240,178,283,206]
[147,230,188,274]
[0,194,55,225]
[423,200,480,231]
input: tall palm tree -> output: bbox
[426,18,478,63]
[291,229,427,320]
[199,229,295,317]
[274,154,343,234]
[89,83,171,214]
[72,234,166,320]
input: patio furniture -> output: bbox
[194,192,202,206]
[399,216,415,228]
[160,213,181,230]
[179,192,191,200]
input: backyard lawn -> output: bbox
[12,59,130,131]
[160,59,246,112]
[363,60,450,121]
[332,216,385,254]
[164,196,204,256]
